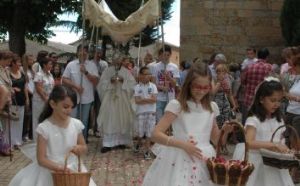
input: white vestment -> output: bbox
[97,66,136,147]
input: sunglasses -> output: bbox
[191,84,212,91]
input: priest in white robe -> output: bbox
[97,54,136,153]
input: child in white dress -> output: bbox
[9,85,96,186]
[142,62,232,186]
[233,77,294,186]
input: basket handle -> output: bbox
[270,125,300,151]
[216,121,249,163]
[64,151,81,172]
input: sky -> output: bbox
[49,0,180,46]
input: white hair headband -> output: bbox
[264,76,280,82]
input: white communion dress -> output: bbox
[9,118,96,186]
[143,100,219,186]
[233,116,294,186]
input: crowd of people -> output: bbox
[0,44,300,185]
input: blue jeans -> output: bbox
[156,101,168,123]
[71,102,92,141]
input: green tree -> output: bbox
[280,0,300,46]
[0,0,174,56]
[0,0,81,56]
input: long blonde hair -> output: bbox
[178,62,212,112]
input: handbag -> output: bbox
[0,103,19,121]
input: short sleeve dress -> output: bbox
[142,100,219,186]
[232,116,294,186]
[9,118,96,186]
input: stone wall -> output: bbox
[180,0,285,65]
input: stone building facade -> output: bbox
[180,0,285,65]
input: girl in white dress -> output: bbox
[9,85,96,186]
[233,77,294,186]
[143,62,232,186]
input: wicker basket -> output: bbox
[52,152,91,186]
[207,121,255,186]
[261,125,300,169]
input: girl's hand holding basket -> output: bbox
[221,121,234,134]
[260,125,300,169]
[271,143,290,153]
[55,166,71,174]
[52,151,91,186]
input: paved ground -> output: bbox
[0,136,152,186]
[1,136,300,186]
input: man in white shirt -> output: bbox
[153,45,180,122]
[62,44,99,141]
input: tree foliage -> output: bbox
[280,0,300,46]
[0,0,174,55]
[0,0,81,55]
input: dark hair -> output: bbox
[139,66,149,74]
[246,47,256,53]
[229,63,241,72]
[51,63,62,78]
[77,44,89,53]
[36,50,49,62]
[10,54,21,66]
[158,45,172,55]
[257,48,270,60]
[178,62,212,112]
[293,53,300,66]
[0,50,14,60]
[247,80,283,122]
[38,85,77,123]
[209,53,217,65]
[180,60,191,70]
[38,57,51,69]
[281,47,293,59]
[49,52,57,58]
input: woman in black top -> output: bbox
[10,54,29,149]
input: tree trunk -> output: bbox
[8,3,26,56]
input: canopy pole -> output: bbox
[95,0,102,47]
[159,0,171,135]
[137,32,142,73]
[89,25,96,50]
[159,0,167,100]
[96,27,99,46]
[79,0,86,122]
[159,0,165,56]
[136,0,145,74]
